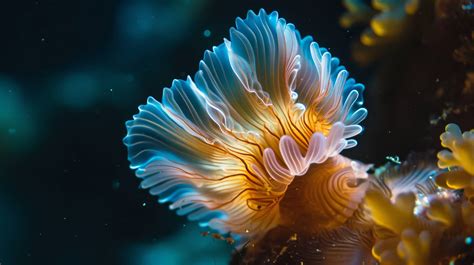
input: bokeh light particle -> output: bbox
[466,236,473,245]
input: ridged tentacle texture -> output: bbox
[124,9,368,238]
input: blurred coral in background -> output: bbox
[340,0,473,162]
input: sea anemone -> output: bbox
[123,9,368,240]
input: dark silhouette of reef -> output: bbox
[343,0,473,161]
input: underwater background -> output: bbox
[0,0,472,265]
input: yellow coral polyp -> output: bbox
[341,0,422,48]
[364,178,474,265]
[404,0,420,14]
[397,229,431,265]
[372,0,396,11]
[436,123,474,202]
[426,199,456,227]
[365,190,434,265]
[438,123,474,176]
[361,29,379,46]
[370,7,406,37]
[365,190,418,234]
[340,0,375,28]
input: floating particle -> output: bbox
[225,237,235,244]
[211,233,223,240]
[0,77,38,152]
[462,2,473,10]
[465,236,473,245]
[289,233,298,241]
[53,71,101,109]
[385,155,401,164]
[112,179,120,190]
[203,29,211,38]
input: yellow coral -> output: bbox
[426,199,457,227]
[365,190,431,265]
[340,0,422,47]
[340,0,374,28]
[436,123,474,203]
[438,123,474,176]
[365,187,474,264]
[365,191,418,234]
[397,229,431,265]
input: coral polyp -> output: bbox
[365,125,474,265]
[340,0,422,46]
[436,124,474,203]
[438,123,474,176]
